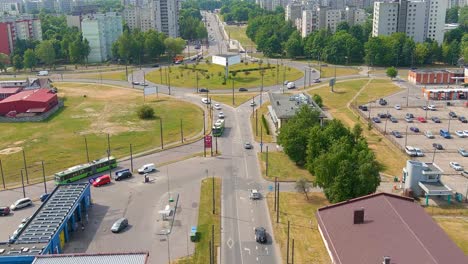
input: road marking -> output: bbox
[256,246,258,250]
[256,257,259,261]
[265,247,269,255]
[250,209,253,213]
[239,196,246,200]
[244,248,251,255]
[227,238,234,249]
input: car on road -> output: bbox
[455,130,466,138]
[417,117,426,123]
[286,82,296,89]
[424,131,435,139]
[10,198,32,211]
[92,174,111,187]
[410,127,419,133]
[250,58,259,62]
[255,227,267,244]
[0,206,10,216]
[449,162,464,171]
[405,113,414,119]
[111,218,129,233]
[378,113,389,118]
[152,64,160,68]
[138,163,156,174]
[313,79,321,83]
[458,148,468,157]
[250,101,256,107]
[432,143,443,150]
[459,116,467,123]
[244,142,253,149]
[372,117,381,123]
[414,148,424,157]
[218,112,225,119]
[283,80,289,85]
[131,81,141,85]
[390,116,398,123]
[199,88,209,93]
[394,104,401,110]
[238,88,248,92]
[201,98,211,104]
[114,169,132,181]
[39,193,50,202]
[249,189,261,200]
[214,103,221,110]
[431,116,441,123]
[392,131,402,138]
[378,98,387,105]
[405,146,417,157]
[449,111,457,118]
[427,105,436,111]
[440,129,451,139]
[358,105,368,111]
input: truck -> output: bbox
[37,70,49,76]
[173,55,184,64]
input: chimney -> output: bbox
[383,256,391,264]
[353,208,364,224]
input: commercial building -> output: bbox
[408,69,464,85]
[0,15,42,55]
[0,88,58,116]
[372,0,447,44]
[32,252,149,264]
[316,192,467,264]
[81,12,123,63]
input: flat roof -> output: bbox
[316,192,467,264]
[410,69,464,74]
[0,89,56,103]
[419,182,453,195]
[268,92,326,119]
[214,54,239,58]
[32,252,149,264]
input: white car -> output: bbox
[249,189,261,200]
[424,131,434,139]
[414,147,424,157]
[455,130,466,138]
[10,198,32,211]
[214,103,221,110]
[394,104,401,110]
[405,146,417,157]
[286,82,296,89]
[427,105,436,111]
[201,98,211,104]
[218,112,225,119]
[449,161,464,171]
[464,130,468,137]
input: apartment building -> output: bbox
[302,5,366,35]
[123,5,154,32]
[81,12,123,62]
[256,0,285,11]
[372,0,447,44]
[286,2,303,22]
[0,1,22,15]
[0,15,42,55]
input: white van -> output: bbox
[405,146,417,157]
[138,163,156,174]
[37,70,49,76]
[286,82,296,89]
[10,198,32,210]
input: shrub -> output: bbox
[312,94,323,108]
[261,114,270,135]
[137,105,155,119]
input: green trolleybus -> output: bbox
[212,119,225,137]
[54,156,117,184]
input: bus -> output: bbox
[54,156,117,185]
[212,119,225,137]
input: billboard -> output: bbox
[204,135,212,148]
[212,54,241,67]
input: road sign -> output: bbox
[204,135,212,148]
[329,78,336,87]
[268,185,273,191]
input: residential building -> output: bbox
[123,5,154,32]
[0,15,42,55]
[310,5,366,34]
[23,0,41,13]
[256,0,285,11]
[301,9,314,37]
[372,0,447,44]
[0,1,22,15]
[81,12,123,63]
[285,2,303,22]
[316,192,467,264]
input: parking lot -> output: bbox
[358,81,468,198]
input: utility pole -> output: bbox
[232,76,235,106]
[160,118,164,149]
[180,119,184,143]
[274,177,277,212]
[292,239,295,264]
[130,144,133,172]
[84,136,89,163]
[0,159,5,189]
[276,182,280,223]
[20,169,25,198]
[22,149,29,184]
[255,109,258,136]
[41,161,47,194]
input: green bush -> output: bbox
[137,105,155,119]
[261,114,270,135]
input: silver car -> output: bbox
[111,218,128,233]
[10,198,32,211]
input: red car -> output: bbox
[417,117,426,123]
[92,175,111,187]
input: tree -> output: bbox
[459,6,468,29]
[12,54,23,71]
[164,37,186,60]
[414,43,429,65]
[312,94,323,108]
[335,21,350,33]
[295,178,312,200]
[35,40,56,68]
[284,31,303,58]
[386,66,398,79]
[144,30,166,61]
[0,53,9,72]
[137,105,155,119]
[23,49,37,71]
[446,7,459,23]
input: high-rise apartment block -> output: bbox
[81,12,123,63]
[0,15,42,55]
[286,2,303,22]
[256,0,286,11]
[372,0,447,44]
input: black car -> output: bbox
[199,88,209,93]
[390,117,398,123]
[372,117,381,123]
[358,105,368,111]
[431,116,441,123]
[378,113,389,118]
[449,111,457,118]
[114,171,132,181]
[405,113,414,119]
[432,143,443,150]
[392,131,402,138]
[458,116,467,123]
[378,98,387,106]
[111,218,128,233]
[255,227,267,243]
[238,88,248,92]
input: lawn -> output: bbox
[267,192,330,264]
[259,152,314,182]
[309,79,406,177]
[434,218,468,254]
[145,62,303,90]
[0,83,203,187]
[210,93,256,107]
[319,66,360,78]
[65,70,131,81]
[174,177,221,264]
[355,78,403,105]
[250,102,275,143]
[224,25,255,48]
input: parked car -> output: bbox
[111,218,129,233]
[10,198,32,211]
[201,98,211,104]
[410,127,420,133]
[358,105,368,111]
[431,116,441,123]
[392,131,402,138]
[131,81,141,85]
[464,130,468,137]
[462,170,468,177]
[417,117,426,123]
[455,130,466,138]
[39,193,50,202]
[218,112,225,119]
[114,169,132,181]
[152,64,160,68]
[458,148,468,157]
[0,206,10,216]
[378,113,388,118]
[449,162,464,171]
[249,189,261,200]
[244,142,253,149]
[199,88,209,93]
[378,98,387,105]
[414,148,424,157]
[458,116,467,123]
[283,80,289,85]
[238,88,248,92]
[255,227,267,244]
[405,146,417,157]
[92,175,111,187]
[405,113,414,119]
[432,143,444,150]
[372,117,381,123]
[390,116,398,123]
[313,79,321,83]
[214,103,221,110]
[405,117,413,123]
[440,129,451,139]
[421,105,428,111]
[21,216,31,223]
[138,163,156,174]
[427,105,436,111]
[394,104,401,110]
[449,111,457,118]
[424,131,435,139]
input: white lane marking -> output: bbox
[227,238,234,249]
[265,247,269,255]
[256,257,259,261]
[244,248,251,255]
[239,196,246,200]
[256,246,258,250]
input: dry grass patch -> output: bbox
[434,218,468,254]
[319,66,359,78]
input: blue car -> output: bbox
[440,129,451,139]
[40,193,50,202]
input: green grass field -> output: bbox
[174,177,221,264]
[64,70,131,81]
[355,78,403,105]
[267,192,330,263]
[145,62,302,90]
[0,83,203,187]
[319,66,360,78]
[259,151,314,181]
[435,218,468,254]
[225,25,255,47]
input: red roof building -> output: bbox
[316,193,467,264]
[0,89,58,116]
[0,87,23,100]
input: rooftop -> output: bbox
[316,192,467,264]
[0,87,23,94]
[268,92,326,119]
[0,89,56,103]
[410,69,464,74]
[32,252,149,264]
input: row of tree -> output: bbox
[220,0,266,22]
[277,106,380,203]
[179,1,208,41]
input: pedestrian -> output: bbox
[81,223,85,231]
